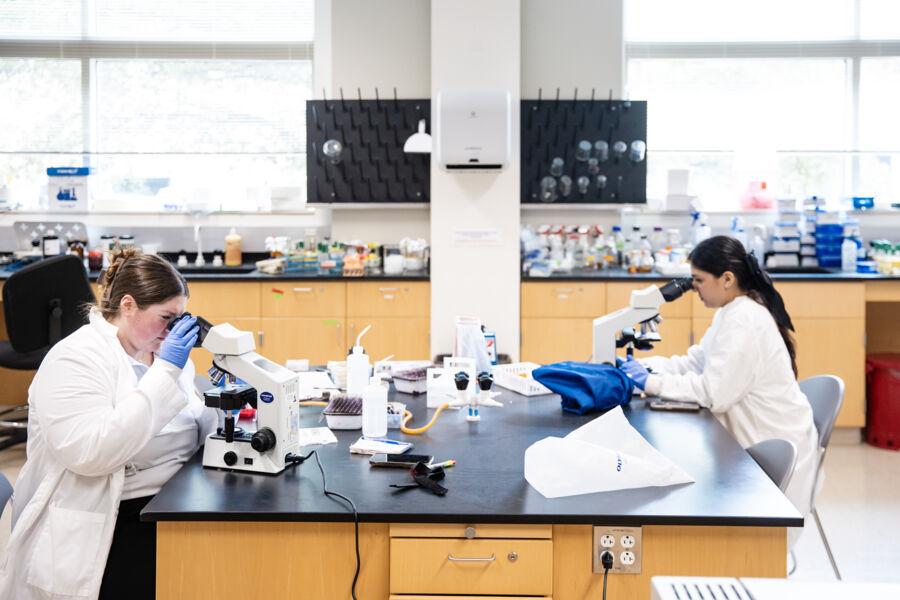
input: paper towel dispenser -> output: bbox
[435,89,511,171]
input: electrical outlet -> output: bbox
[593,526,642,574]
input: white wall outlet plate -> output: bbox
[593,526,643,574]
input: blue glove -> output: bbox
[158,315,198,369]
[619,358,649,390]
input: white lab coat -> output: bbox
[643,295,819,527]
[0,309,213,600]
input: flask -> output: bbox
[224,228,243,266]
[345,325,371,397]
[362,373,388,439]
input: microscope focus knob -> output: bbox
[223,451,238,467]
[250,427,276,453]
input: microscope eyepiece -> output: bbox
[166,311,213,348]
[659,277,693,302]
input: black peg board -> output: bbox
[521,100,647,205]
[306,100,430,203]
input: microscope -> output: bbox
[591,277,693,365]
[197,321,302,474]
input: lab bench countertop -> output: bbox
[141,388,803,528]
[523,267,900,282]
[0,266,430,282]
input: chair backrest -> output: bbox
[2,255,95,354]
[0,471,13,519]
[747,438,797,492]
[799,375,845,450]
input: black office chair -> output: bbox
[0,255,95,450]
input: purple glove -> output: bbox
[619,358,649,390]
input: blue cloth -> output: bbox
[533,361,634,415]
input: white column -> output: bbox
[430,0,521,360]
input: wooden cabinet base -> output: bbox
[156,522,785,600]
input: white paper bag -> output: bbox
[524,406,694,498]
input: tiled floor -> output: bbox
[0,440,898,583]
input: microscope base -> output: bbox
[202,434,293,475]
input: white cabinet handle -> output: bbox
[378,287,400,292]
[293,287,313,293]
[553,287,575,294]
[447,553,496,563]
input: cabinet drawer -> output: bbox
[347,282,429,317]
[606,282,692,318]
[521,283,605,318]
[390,524,552,539]
[390,538,552,596]
[187,282,260,318]
[260,282,345,317]
[778,282,865,319]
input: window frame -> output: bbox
[625,11,900,208]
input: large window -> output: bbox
[0,1,314,212]
[625,0,900,209]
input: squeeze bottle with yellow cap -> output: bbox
[224,228,243,266]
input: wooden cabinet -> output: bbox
[390,524,553,598]
[521,318,594,364]
[260,282,345,318]
[521,282,605,318]
[346,281,431,361]
[348,317,429,361]
[259,317,346,366]
[187,282,260,318]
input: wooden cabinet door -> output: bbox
[793,318,866,427]
[190,318,261,376]
[521,283,606,318]
[259,317,346,366]
[260,282,346,318]
[347,282,430,318]
[521,318,594,365]
[347,317,430,362]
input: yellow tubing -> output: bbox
[298,400,329,407]
[401,403,450,435]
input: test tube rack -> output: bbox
[521,98,648,205]
[306,96,430,204]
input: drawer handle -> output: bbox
[553,287,575,293]
[378,287,400,292]
[447,553,496,563]
[293,287,313,293]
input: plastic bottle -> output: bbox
[693,213,711,245]
[346,325,371,397]
[362,373,388,439]
[841,237,857,272]
[749,225,767,263]
[649,226,666,252]
[224,228,242,266]
[612,225,626,266]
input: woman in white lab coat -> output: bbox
[0,248,217,600]
[619,236,818,540]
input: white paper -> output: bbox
[297,427,338,446]
[297,371,339,398]
[524,406,694,498]
[451,228,502,246]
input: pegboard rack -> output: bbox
[306,94,430,204]
[521,97,647,205]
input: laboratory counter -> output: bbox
[144,388,798,600]
[142,388,801,527]
[0,266,430,281]
[523,267,900,282]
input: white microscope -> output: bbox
[198,321,302,474]
[592,277,693,365]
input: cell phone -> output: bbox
[649,399,701,412]
[369,453,434,468]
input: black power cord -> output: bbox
[600,550,613,600]
[287,451,361,600]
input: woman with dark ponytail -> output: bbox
[619,235,818,545]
